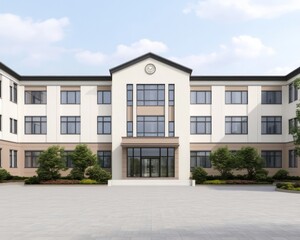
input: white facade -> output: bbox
[0,53,300,178]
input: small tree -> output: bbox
[191,167,208,184]
[37,146,66,181]
[236,147,263,179]
[291,78,300,155]
[70,144,96,180]
[86,165,111,183]
[210,146,234,179]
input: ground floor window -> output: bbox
[9,150,17,168]
[25,151,42,168]
[64,151,74,168]
[98,151,111,169]
[261,151,282,168]
[190,151,211,170]
[127,148,175,177]
[289,150,298,168]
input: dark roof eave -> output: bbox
[20,76,112,81]
[190,76,286,81]
[0,62,21,79]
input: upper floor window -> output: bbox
[225,116,248,134]
[190,116,211,134]
[127,121,133,137]
[137,116,164,137]
[137,84,164,106]
[25,91,47,104]
[10,118,17,134]
[97,151,111,169]
[0,115,2,131]
[61,91,80,104]
[25,151,42,168]
[261,151,282,168]
[261,91,282,104]
[169,84,174,106]
[190,91,211,104]
[10,83,17,103]
[97,91,111,104]
[289,150,298,168]
[127,84,133,106]
[190,151,211,170]
[225,91,247,104]
[25,116,47,134]
[97,116,111,135]
[261,116,282,134]
[169,121,174,137]
[289,118,298,134]
[9,150,17,168]
[289,82,298,103]
[61,116,80,134]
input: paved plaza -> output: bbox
[0,182,299,240]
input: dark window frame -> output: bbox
[225,91,248,104]
[25,91,47,104]
[97,151,111,169]
[60,116,81,134]
[127,121,133,137]
[190,151,211,170]
[169,84,174,106]
[97,90,111,104]
[25,151,42,168]
[225,116,248,135]
[137,116,165,137]
[137,84,165,106]
[169,121,174,137]
[289,118,298,134]
[289,82,298,103]
[289,149,298,168]
[190,116,211,134]
[64,151,74,168]
[9,150,17,168]
[10,83,17,103]
[261,150,282,168]
[127,84,133,106]
[10,118,17,134]
[61,91,80,104]
[261,91,282,104]
[261,116,282,134]
[25,116,47,135]
[190,91,211,104]
[97,116,111,135]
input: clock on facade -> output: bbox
[145,63,156,74]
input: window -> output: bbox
[10,118,17,134]
[261,91,282,104]
[137,84,164,106]
[127,84,133,106]
[64,151,74,168]
[0,80,2,98]
[225,91,247,104]
[261,116,282,134]
[0,115,2,131]
[261,151,282,168]
[137,116,164,137]
[10,83,17,103]
[190,151,211,170]
[225,116,248,134]
[25,116,47,134]
[289,82,298,103]
[97,151,111,168]
[169,121,174,137]
[289,150,298,168]
[0,148,2,167]
[25,151,41,168]
[97,116,111,134]
[9,150,17,168]
[190,116,211,134]
[190,91,211,104]
[97,91,111,104]
[127,121,133,137]
[61,91,80,104]
[25,91,47,104]
[169,84,174,106]
[289,118,298,134]
[61,116,80,134]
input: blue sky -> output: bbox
[0,0,300,75]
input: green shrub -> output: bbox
[24,176,40,184]
[191,167,208,184]
[273,169,289,180]
[80,179,98,184]
[294,182,300,188]
[255,169,269,182]
[0,169,11,182]
[203,180,226,184]
[86,165,111,184]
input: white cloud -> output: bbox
[0,13,69,65]
[183,0,300,20]
[75,50,106,66]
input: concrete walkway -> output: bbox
[0,182,299,240]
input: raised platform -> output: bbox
[108,179,195,186]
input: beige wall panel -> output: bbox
[190,86,211,91]
[60,86,80,90]
[127,107,133,121]
[261,86,282,91]
[24,86,47,91]
[225,86,248,91]
[97,86,111,91]
[136,106,164,116]
[168,106,174,121]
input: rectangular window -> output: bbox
[10,118,17,134]
[289,118,298,134]
[97,151,111,169]
[25,116,47,134]
[97,91,111,104]
[190,91,211,104]
[137,84,164,106]
[10,83,17,103]
[64,151,74,168]
[225,91,248,104]
[0,148,2,167]
[169,84,174,106]
[25,151,41,168]
[127,121,133,137]
[190,151,211,170]
[261,116,282,134]
[25,91,47,104]
[190,116,211,134]
[0,115,2,131]
[289,150,298,168]
[97,116,111,134]
[169,121,174,137]
[289,82,298,103]
[137,116,165,137]
[127,84,133,106]
[261,151,282,168]
[225,116,248,134]
[9,150,17,168]
[61,91,80,104]
[61,116,80,134]
[261,91,282,104]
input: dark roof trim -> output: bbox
[286,66,300,80]
[0,62,21,79]
[190,76,286,81]
[109,52,193,74]
[21,76,111,81]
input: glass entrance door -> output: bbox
[150,158,159,177]
[142,158,150,177]
[141,158,160,177]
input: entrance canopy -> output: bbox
[121,137,179,148]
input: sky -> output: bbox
[0,0,300,76]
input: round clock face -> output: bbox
[145,64,156,74]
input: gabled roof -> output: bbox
[0,62,21,79]
[109,52,193,74]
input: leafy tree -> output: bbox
[210,146,235,179]
[86,165,111,183]
[37,146,66,181]
[236,147,263,179]
[191,167,208,184]
[70,144,96,180]
[291,78,300,155]
[0,169,11,182]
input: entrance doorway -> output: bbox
[141,158,160,177]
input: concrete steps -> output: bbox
[108,179,195,186]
